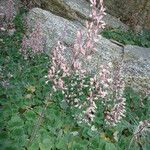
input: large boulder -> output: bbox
[123,45,150,93]
[26,0,128,31]
[27,7,150,93]
[27,7,123,71]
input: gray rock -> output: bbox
[27,7,149,93]
[124,45,150,77]
[29,0,128,31]
[27,8,123,70]
[27,8,84,51]
[64,0,129,31]
[123,45,150,93]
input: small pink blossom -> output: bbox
[5,0,14,22]
[21,21,44,58]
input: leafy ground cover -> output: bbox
[0,6,150,150]
[102,28,150,48]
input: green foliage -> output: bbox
[0,7,149,150]
[102,28,150,48]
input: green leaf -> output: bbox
[105,142,117,150]
[39,138,54,150]
[8,115,24,129]
[39,129,55,150]
[56,135,69,150]
[71,139,88,150]
[60,100,69,110]
[28,138,40,150]
[24,110,37,121]
[11,127,24,137]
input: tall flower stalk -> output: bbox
[47,0,126,127]
[104,62,126,126]
[21,21,44,58]
[5,0,15,22]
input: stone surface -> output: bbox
[27,8,123,71]
[27,8,84,51]
[27,7,150,93]
[124,45,150,76]
[27,0,128,31]
[123,45,150,93]
[27,8,122,60]
[64,0,128,31]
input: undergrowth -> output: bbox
[101,28,150,48]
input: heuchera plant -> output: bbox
[5,0,15,22]
[46,0,126,127]
[21,21,44,59]
[1,0,150,149]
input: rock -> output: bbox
[27,8,84,51]
[27,8,123,71]
[123,45,150,93]
[28,0,128,31]
[124,45,150,77]
[27,7,149,93]
[63,0,128,31]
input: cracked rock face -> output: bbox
[27,8,123,72]
[123,45,150,93]
[27,0,129,31]
[88,0,150,31]
[26,2,150,93]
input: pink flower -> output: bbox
[5,0,14,22]
[29,22,44,54]
[58,78,64,89]
[21,21,44,57]
[45,0,125,127]
[73,60,82,70]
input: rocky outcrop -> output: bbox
[27,8,123,72]
[27,0,128,31]
[27,7,150,93]
[123,45,150,93]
